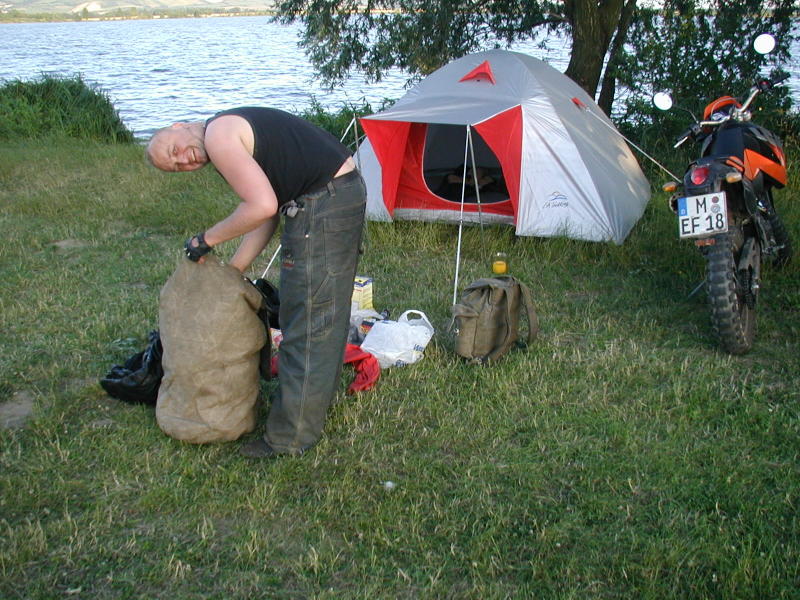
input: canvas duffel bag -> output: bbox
[156,255,267,443]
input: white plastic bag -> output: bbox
[360,310,435,368]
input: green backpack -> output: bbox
[451,276,539,364]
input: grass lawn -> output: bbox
[1,139,798,599]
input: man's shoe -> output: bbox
[239,438,278,459]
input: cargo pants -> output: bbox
[265,170,366,454]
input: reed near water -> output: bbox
[1,76,798,598]
[0,74,134,143]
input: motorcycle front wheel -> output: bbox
[767,210,793,267]
[706,228,760,355]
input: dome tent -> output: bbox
[356,49,651,244]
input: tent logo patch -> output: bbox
[543,192,568,209]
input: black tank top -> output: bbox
[206,107,351,205]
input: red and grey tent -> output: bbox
[356,50,651,245]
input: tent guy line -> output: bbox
[570,97,681,181]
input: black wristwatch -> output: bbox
[184,232,214,262]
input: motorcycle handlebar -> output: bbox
[756,72,790,91]
[674,124,701,148]
[772,72,791,85]
[672,73,790,148]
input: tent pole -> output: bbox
[260,244,282,279]
[452,126,472,305]
[352,115,361,155]
[340,116,356,145]
[347,112,370,252]
[351,114,364,172]
[466,127,484,230]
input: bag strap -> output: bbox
[517,280,539,344]
[482,282,516,363]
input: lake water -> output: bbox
[0,16,796,139]
[0,16,568,138]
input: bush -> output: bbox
[0,74,135,143]
[297,96,394,152]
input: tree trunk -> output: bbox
[564,0,626,98]
[597,0,637,114]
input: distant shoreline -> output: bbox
[0,9,276,24]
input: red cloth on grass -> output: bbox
[269,344,380,394]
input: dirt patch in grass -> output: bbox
[1,390,35,429]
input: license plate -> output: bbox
[677,192,728,238]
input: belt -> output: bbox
[300,169,360,201]
[281,169,361,217]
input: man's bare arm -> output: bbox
[202,115,280,247]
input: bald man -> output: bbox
[147,107,366,458]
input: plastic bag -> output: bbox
[100,330,163,406]
[360,310,435,368]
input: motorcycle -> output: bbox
[655,33,792,355]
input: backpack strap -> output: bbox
[483,278,517,363]
[516,280,540,345]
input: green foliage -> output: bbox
[0,74,135,143]
[297,96,393,152]
[615,0,796,163]
[274,0,797,158]
[0,1,276,22]
[273,0,560,85]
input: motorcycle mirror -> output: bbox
[753,33,776,55]
[653,92,673,111]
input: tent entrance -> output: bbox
[422,124,509,205]
[391,122,513,217]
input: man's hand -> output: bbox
[184,232,214,262]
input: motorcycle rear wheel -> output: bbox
[706,230,759,355]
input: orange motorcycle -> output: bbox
[657,34,792,354]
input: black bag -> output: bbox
[251,278,280,379]
[451,276,538,364]
[100,330,163,405]
[252,277,280,329]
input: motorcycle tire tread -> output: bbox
[767,211,793,268]
[706,232,758,355]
